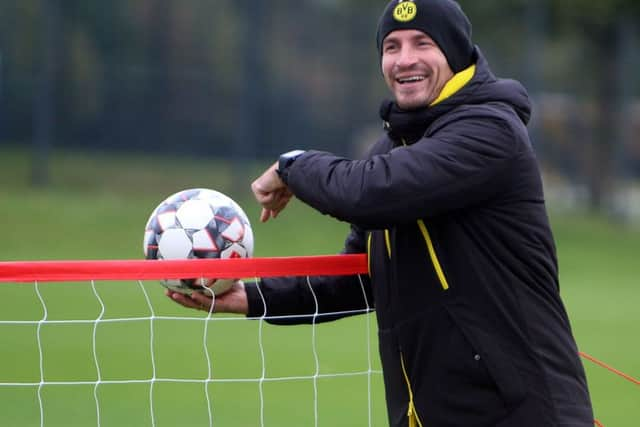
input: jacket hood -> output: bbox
[380,47,532,144]
[450,48,532,125]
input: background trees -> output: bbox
[1,0,638,215]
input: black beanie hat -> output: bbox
[376,0,474,73]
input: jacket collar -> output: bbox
[430,63,476,107]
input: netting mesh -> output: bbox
[0,256,386,427]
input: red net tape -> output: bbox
[0,255,369,283]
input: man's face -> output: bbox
[381,29,454,110]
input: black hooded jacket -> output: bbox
[245,50,593,426]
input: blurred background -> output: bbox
[0,1,639,426]
[1,0,640,220]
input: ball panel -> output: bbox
[166,188,201,205]
[221,217,245,242]
[176,199,214,230]
[157,210,177,232]
[192,229,218,252]
[146,245,159,260]
[221,243,247,259]
[209,279,234,295]
[243,226,254,257]
[158,228,192,260]
[161,279,189,294]
[197,189,229,203]
[143,230,155,257]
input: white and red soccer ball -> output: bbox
[143,188,254,295]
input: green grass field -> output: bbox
[0,148,638,426]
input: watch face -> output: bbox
[280,150,305,166]
[283,150,305,160]
[278,150,305,180]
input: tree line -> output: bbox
[0,0,638,210]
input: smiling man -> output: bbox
[170,0,595,425]
[382,29,453,109]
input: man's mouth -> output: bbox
[396,76,426,84]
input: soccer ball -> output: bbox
[143,188,254,295]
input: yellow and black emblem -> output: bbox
[393,0,418,23]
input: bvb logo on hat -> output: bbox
[393,0,417,22]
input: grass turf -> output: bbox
[0,148,638,426]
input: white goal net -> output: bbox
[0,256,386,427]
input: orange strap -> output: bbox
[579,351,640,386]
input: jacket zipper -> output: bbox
[367,233,372,276]
[417,219,449,291]
[400,352,422,427]
[379,229,421,426]
[367,229,392,271]
[384,229,392,258]
[400,139,450,291]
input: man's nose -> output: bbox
[395,46,417,68]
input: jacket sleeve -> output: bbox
[244,224,373,325]
[285,108,527,228]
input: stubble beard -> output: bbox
[394,89,432,110]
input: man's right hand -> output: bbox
[165,280,249,314]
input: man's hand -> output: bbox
[165,280,249,314]
[251,162,293,222]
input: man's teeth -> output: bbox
[398,76,425,83]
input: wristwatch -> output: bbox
[276,149,306,181]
